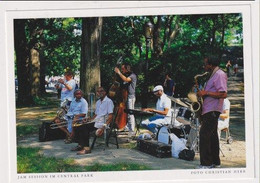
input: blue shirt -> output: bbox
[66,97,88,117]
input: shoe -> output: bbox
[77,148,91,155]
[71,145,83,151]
[64,138,73,144]
[64,137,73,144]
[197,165,213,169]
[212,164,221,168]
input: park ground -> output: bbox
[16,68,245,171]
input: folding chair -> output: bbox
[90,115,119,150]
[220,127,233,144]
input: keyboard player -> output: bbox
[141,85,172,136]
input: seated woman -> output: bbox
[217,98,230,139]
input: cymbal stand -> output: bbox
[190,116,200,153]
[170,101,177,127]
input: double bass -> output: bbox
[108,56,128,130]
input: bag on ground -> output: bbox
[178,149,195,161]
[170,133,187,158]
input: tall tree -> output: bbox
[14,19,33,105]
[80,17,103,95]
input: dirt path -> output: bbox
[17,69,246,170]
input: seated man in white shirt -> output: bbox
[141,85,172,136]
[71,86,114,155]
[217,98,230,139]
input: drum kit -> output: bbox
[156,96,201,153]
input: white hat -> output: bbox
[153,85,163,92]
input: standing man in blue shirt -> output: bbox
[163,73,175,97]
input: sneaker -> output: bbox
[212,164,221,168]
[197,165,213,169]
[71,145,83,151]
[64,137,73,144]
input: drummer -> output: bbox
[141,85,172,136]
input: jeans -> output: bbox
[127,97,136,132]
[141,115,170,134]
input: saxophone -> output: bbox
[187,72,209,113]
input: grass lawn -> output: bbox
[17,147,152,173]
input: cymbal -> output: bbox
[167,96,189,108]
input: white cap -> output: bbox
[153,85,163,92]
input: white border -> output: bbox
[0,1,259,183]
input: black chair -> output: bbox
[90,115,119,150]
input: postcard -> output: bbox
[0,1,259,183]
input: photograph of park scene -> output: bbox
[15,13,245,174]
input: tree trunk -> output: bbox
[152,16,163,58]
[30,48,41,97]
[221,14,225,55]
[167,15,180,48]
[39,49,46,95]
[14,19,33,105]
[80,17,103,95]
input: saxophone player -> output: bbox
[197,55,227,169]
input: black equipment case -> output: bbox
[39,121,66,142]
[137,139,171,158]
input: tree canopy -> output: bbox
[14,13,243,105]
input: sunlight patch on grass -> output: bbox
[17,147,152,173]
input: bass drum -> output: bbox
[157,126,171,144]
[176,107,193,125]
[157,125,191,144]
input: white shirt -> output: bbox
[94,96,114,128]
[218,98,230,127]
[156,93,172,117]
[60,79,76,103]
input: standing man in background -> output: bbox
[163,73,175,97]
[114,63,137,137]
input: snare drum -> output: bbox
[176,107,193,125]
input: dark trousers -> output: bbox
[199,111,221,166]
[77,123,97,147]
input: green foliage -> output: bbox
[32,96,58,106]
[16,125,38,137]
[15,14,243,102]
[17,147,152,173]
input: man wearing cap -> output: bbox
[71,86,114,155]
[140,85,172,136]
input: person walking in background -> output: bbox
[226,60,232,77]
[233,62,238,76]
[197,55,227,169]
[163,73,175,97]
